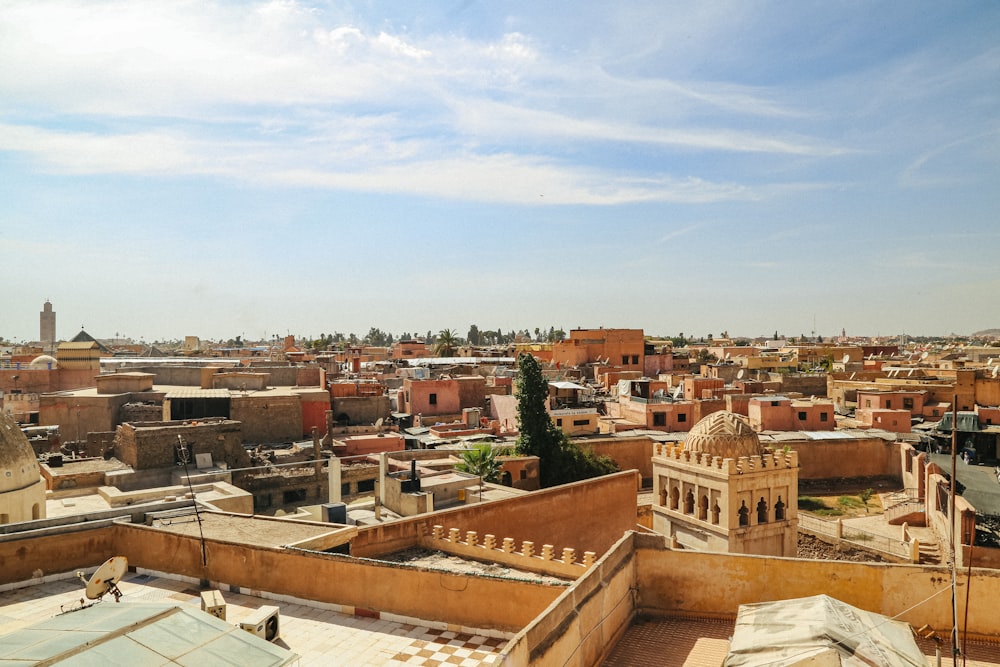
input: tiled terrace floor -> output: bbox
[0,572,508,666]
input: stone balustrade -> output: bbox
[425,525,596,578]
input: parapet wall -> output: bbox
[351,471,640,560]
[652,442,798,478]
[421,525,597,578]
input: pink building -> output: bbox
[400,376,487,419]
[748,397,835,432]
[683,377,725,400]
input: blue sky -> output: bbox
[2,1,999,343]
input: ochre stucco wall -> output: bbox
[351,471,641,561]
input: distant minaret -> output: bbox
[40,300,56,351]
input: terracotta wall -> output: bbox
[789,437,901,480]
[633,533,1000,639]
[113,524,559,632]
[575,436,653,484]
[0,524,119,584]
[351,471,640,561]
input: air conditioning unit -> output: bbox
[200,590,226,621]
[239,605,280,642]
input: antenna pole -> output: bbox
[950,394,960,661]
[177,436,208,567]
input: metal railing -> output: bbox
[798,514,913,561]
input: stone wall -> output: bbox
[230,395,302,443]
[331,395,390,425]
[113,419,249,471]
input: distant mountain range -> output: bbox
[971,329,1000,337]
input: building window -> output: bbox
[572,418,589,426]
[798,411,807,420]
[621,355,629,365]
[684,491,695,514]
[820,412,829,422]
[653,413,666,426]
[775,497,785,521]
[677,414,687,423]
[711,501,721,525]
[429,393,437,405]
[699,495,709,521]
[903,397,914,410]
[865,399,872,407]
[519,469,527,480]
[756,497,768,524]
[738,501,749,527]
[556,418,563,426]
[670,487,680,511]
[885,400,892,409]
[631,355,639,365]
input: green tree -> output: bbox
[435,328,458,357]
[457,443,502,484]
[515,353,618,487]
[467,324,481,346]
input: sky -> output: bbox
[2,1,999,344]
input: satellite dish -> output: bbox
[79,556,127,602]
[841,354,850,365]
[993,366,999,379]
[736,369,745,380]
[921,352,929,361]
[374,417,384,428]
[989,358,994,366]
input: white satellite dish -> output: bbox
[79,556,127,602]
[736,369,745,380]
[988,358,994,366]
[374,417,384,428]
[841,354,850,365]
[921,352,929,360]
[993,366,999,379]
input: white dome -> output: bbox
[29,354,58,370]
[0,413,41,494]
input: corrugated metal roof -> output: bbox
[163,389,231,399]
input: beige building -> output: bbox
[0,413,46,524]
[651,411,798,557]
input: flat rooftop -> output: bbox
[602,616,1000,667]
[0,571,508,666]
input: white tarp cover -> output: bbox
[724,594,926,667]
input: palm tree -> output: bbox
[457,442,503,501]
[435,328,458,357]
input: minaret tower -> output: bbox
[40,300,56,352]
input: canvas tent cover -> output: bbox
[724,594,925,667]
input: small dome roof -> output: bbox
[0,413,41,494]
[686,411,763,459]
[29,354,58,369]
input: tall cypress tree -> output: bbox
[515,353,618,487]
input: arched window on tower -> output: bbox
[738,501,749,527]
[699,495,709,521]
[712,500,721,525]
[775,496,785,521]
[659,485,667,508]
[684,490,695,514]
[756,497,769,524]
[670,486,680,511]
